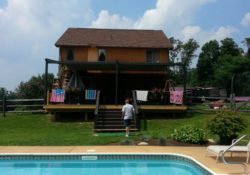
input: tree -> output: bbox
[242,37,250,56]
[168,38,199,85]
[0,87,7,99]
[220,37,242,56]
[196,40,220,85]
[213,54,248,90]
[169,37,183,64]
[181,38,199,68]
[15,73,54,99]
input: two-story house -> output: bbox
[44,28,187,131]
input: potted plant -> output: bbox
[207,110,247,145]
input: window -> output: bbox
[98,49,106,61]
[67,48,74,61]
[146,50,160,63]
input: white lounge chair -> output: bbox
[205,141,250,163]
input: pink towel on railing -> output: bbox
[50,89,65,102]
[170,90,183,104]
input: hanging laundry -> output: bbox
[85,89,96,100]
[50,89,65,103]
[170,90,183,104]
[136,90,148,101]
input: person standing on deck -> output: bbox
[122,98,135,137]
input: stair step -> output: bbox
[96,118,125,120]
[94,128,139,132]
[94,109,138,132]
[95,121,136,124]
[95,126,137,129]
[95,124,136,127]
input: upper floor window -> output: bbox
[67,48,74,61]
[98,49,106,61]
[146,50,160,63]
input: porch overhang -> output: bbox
[45,58,183,72]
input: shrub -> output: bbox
[158,137,167,146]
[120,139,134,145]
[140,134,151,142]
[171,125,207,144]
[207,110,247,144]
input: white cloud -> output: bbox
[90,0,216,33]
[90,10,133,29]
[179,25,237,67]
[0,0,93,90]
[241,12,250,27]
[181,25,201,40]
[209,26,237,41]
[179,25,237,45]
[134,0,216,31]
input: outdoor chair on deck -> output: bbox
[205,141,250,163]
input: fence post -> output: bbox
[2,96,6,117]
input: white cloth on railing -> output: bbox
[136,90,148,101]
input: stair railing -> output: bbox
[221,135,249,175]
[94,90,101,130]
[95,90,101,116]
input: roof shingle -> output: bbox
[55,28,173,49]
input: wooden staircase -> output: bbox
[94,109,139,132]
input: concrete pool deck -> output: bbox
[0,146,247,174]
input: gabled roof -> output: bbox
[55,28,173,49]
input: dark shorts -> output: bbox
[124,119,131,127]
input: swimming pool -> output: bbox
[0,153,215,175]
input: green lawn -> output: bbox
[0,111,249,145]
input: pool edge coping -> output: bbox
[0,152,218,175]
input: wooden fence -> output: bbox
[0,98,44,117]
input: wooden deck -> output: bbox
[43,104,187,113]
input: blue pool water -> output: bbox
[0,154,213,175]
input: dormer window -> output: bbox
[98,49,106,61]
[147,50,160,63]
[67,48,74,61]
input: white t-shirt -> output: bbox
[122,103,135,120]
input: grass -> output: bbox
[0,111,249,145]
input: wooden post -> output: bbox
[142,112,147,130]
[115,61,119,105]
[183,63,187,105]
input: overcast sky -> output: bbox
[0,0,249,91]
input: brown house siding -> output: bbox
[59,47,169,63]
[60,46,88,62]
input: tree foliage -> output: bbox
[243,37,250,56]
[195,37,250,95]
[197,40,220,85]
[220,37,242,56]
[181,38,199,68]
[0,88,17,99]
[15,73,54,99]
[169,37,199,85]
